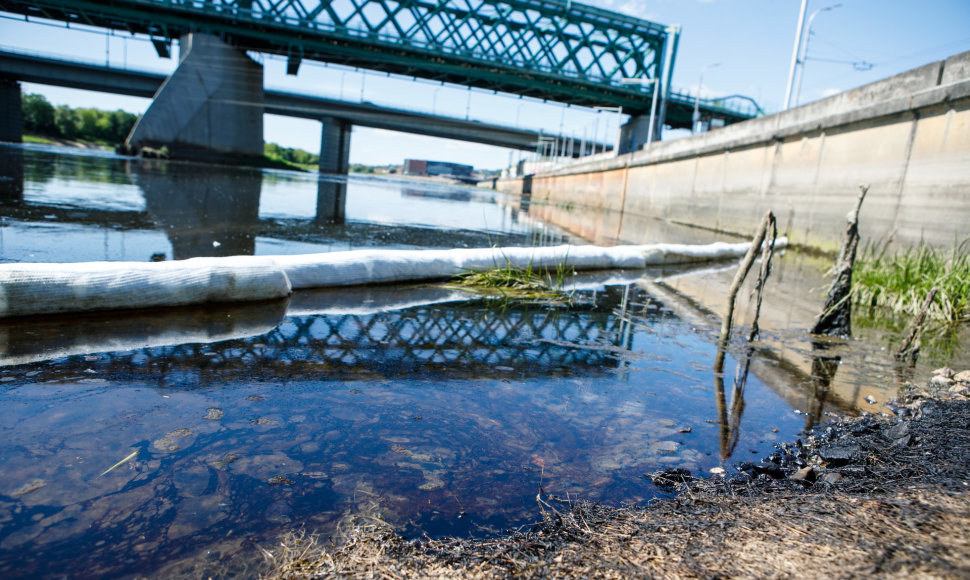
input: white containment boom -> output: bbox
[0,241,785,318]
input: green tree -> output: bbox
[54,105,79,139]
[21,93,57,135]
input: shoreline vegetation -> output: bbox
[261,369,970,579]
[854,241,970,324]
[17,93,395,174]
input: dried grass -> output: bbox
[263,394,970,580]
[262,487,970,580]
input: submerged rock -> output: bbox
[204,408,224,421]
[11,479,45,498]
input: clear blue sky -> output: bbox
[2,0,968,169]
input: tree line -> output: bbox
[21,93,373,171]
[21,93,140,145]
[263,142,319,168]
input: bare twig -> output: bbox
[811,185,868,337]
[895,285,940,364]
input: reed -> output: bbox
[852,240,970,323]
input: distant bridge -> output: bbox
[0,0,759,163]
[0,48,596,154]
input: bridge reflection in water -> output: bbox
[0,145,558,263]
[1,281,635,378]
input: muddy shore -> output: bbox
[262,368,970,579]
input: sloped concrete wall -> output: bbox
[126,33,263,162]
[508,50,970,252]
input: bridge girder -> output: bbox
[1,0,673,113]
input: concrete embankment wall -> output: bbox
[498,50,970,252]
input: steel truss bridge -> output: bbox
[0,0,759,126]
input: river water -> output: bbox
[0,144,963,578]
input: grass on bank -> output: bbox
[853,241,970,323]
[22,134,54,145]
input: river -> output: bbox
[0,143,965,578]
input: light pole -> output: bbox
[792,3,841,108]
[432,86,442,114]
[619,77,660,149]
[594,106,623,155]
[693,62,721,134]
[783,0,809,110]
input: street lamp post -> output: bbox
[783,0,809,110]
[432,86,442,114]
[791,3,841,108]
[693,62,721,134]
[593,106,623,155]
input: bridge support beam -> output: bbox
[126,33,263,163]
[319,116,351,174]
[618,114,661,155]
[0,78,23,143]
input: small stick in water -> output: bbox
[895,286,940,364]
[98,449,140,478]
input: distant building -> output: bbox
[403,159,474,179]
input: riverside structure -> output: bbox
[497,50,970,252]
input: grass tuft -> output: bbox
[452,256,573,302]
[852,240,970,323]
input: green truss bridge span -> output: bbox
[0,0,759,162]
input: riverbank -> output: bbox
[262,368,970,579]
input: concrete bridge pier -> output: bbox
[618,115,656,154]
[319,116,351,174]
[126,33,264,163]
[315,116,350,223]
[0,77,23,143]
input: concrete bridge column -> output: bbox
[319,116,351,174]
[126,33,263,163]
[315,117,350,223]
[618,115,658,154]
[0,78,23,143]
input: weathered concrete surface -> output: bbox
[319,116,351,175]
[0,78,22,144]
[498,51,970,252]
[126,33,263,162]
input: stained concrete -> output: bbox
[499,50,970,252]
[126,33,263,162]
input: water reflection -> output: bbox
[137,162,262,258]
[0,145,565,264]
[315,178,347,225]
[0,279,810,579]
[0,146,23,203]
